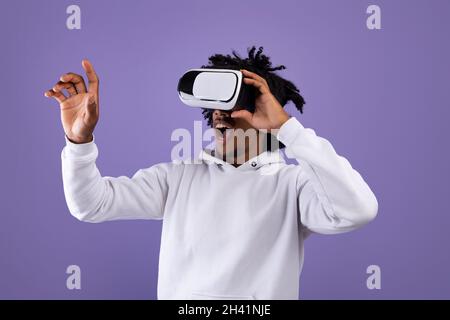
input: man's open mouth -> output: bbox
[214,119,234,140]
[214,119,234,136]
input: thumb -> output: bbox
[231,109,252,122]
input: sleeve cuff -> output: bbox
[276,117,305,147]
[64,135,96,157]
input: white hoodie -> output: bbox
[61,117,378,300]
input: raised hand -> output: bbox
[45,60,100,144]
[231,69,290,130]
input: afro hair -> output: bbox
[200,46,306,126]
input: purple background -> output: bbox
[1,0,449,299]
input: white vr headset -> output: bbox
[177,68,255,112]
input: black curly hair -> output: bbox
[201,46,306,126]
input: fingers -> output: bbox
[60,72,87,93]
[231,109,253,122]
[243,77,270,94]
[53,81,77,97]
[44,89,67,104]
[241,69,269,87]
[82,59,99,94]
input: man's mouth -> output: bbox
[214,119,234,139]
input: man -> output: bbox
[44,46,378,300]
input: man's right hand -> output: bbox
[45,59,100,144]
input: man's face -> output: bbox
[212,108,258,160]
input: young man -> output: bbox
[45,47,378,300]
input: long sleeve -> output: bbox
[277,117,378,234]
[61,136,170,223]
